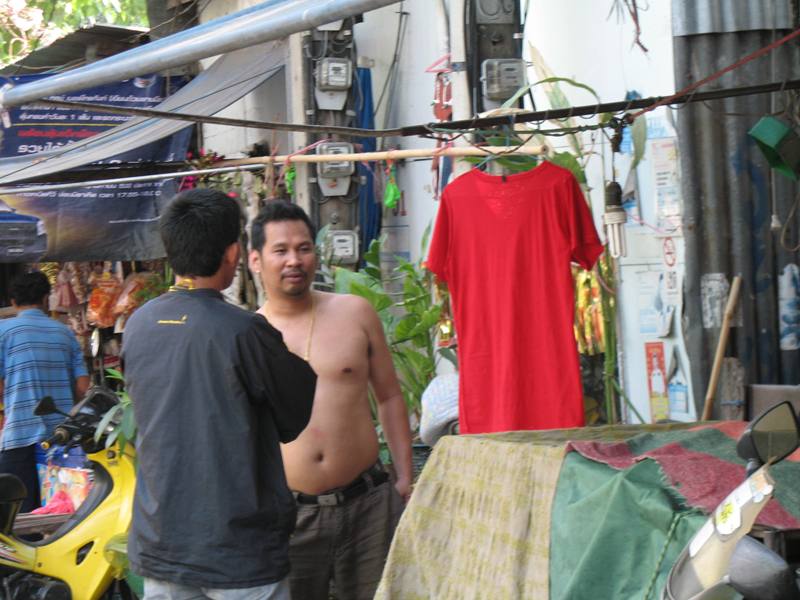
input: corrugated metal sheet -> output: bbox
[672,0,791,36]
[673,4,800,417]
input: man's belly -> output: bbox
[281,413,380,494]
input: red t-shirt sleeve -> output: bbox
[568,176,604,270]
[426,193,451,281]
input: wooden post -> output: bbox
[702,275,742,421]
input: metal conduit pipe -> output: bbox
[0,0,401,110]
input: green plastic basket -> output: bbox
[749,116,800,180]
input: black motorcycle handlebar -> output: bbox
[41,427,70,450]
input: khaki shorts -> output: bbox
[288,474,404,600]
[143,577,290,600]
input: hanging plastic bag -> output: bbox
[86,273,122,328]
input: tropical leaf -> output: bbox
[94,404,123,443]
[438,347,459,369]
[350,282,393,313]
[121,406,136,440]
[333,267,375,294]
[363,237,383,269]
[631,115,648,169]
[549,152,587,183]
[105,368,124,381]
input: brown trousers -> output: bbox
[288,479,404,600]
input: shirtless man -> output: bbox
[248,201,412,600]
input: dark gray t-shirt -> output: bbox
[121,288,316,588]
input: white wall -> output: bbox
[199,0,289,158]
[524,1,694,423]
[359,1,693,422]
[355,0,446,262]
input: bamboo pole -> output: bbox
[216,145,548,168]
[701,275,742,421]
[0,146,548,195]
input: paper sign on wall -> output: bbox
[645,341,669,422]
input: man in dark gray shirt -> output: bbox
[122,188,316,600]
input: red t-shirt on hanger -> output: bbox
[426,161,604,433]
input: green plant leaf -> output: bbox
[105,428,120,449]
[333,267,374,294]
[549,152,587,184]
[394,316,418,341]
[105,368,124,381]
[121,406,137,441]
[532,76,601,105]
[631,116,648,169]
[351,282,392,313]
[364,266,382,280]
[364,237,383,269]
[438,347,459,369]
[94,404,122,443]
[420,221,433,257]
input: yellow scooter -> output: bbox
[0,387,136,599]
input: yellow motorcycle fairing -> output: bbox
[3,444,136,600]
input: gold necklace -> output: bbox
[265,295,316,362]
[169,277,196,292]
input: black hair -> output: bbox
[159,188,242,277]
[10,271,50,306]
[250,200,316,252]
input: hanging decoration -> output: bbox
[383,160,400,209]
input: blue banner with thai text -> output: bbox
[0,74,191,262]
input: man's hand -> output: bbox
[395,477,412,504]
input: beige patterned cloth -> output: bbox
[376,424,695,599]
[375,433,566,600]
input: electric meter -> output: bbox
[316,142,355,178]
[315,142,354,197]
[481,58,527,102]
[329,229,359,264]
[316,57,352,92]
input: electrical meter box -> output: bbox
[316,142,354,197]
[316,57,352,91]
[316,142,355,178]
[481,58,527,102]
[328,229,359,264]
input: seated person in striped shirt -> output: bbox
[0,271,89,512]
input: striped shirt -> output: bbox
[0,309,87,450]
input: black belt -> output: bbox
[294,464,389,506]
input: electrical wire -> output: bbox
[373,1,407,119]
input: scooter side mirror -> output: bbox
[33,396,65,417]
[90,328,101,358]
[737,401,800,466]
[728,535,800,600]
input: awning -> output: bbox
[0,40,286,185]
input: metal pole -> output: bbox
[0,0,401,109]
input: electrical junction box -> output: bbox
[316,57,352,91]
[316,142,354,197]
[481,58,527,102]
[328,229,359,264]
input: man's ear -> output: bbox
[224,241,241,267]
[248,248,261,274]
